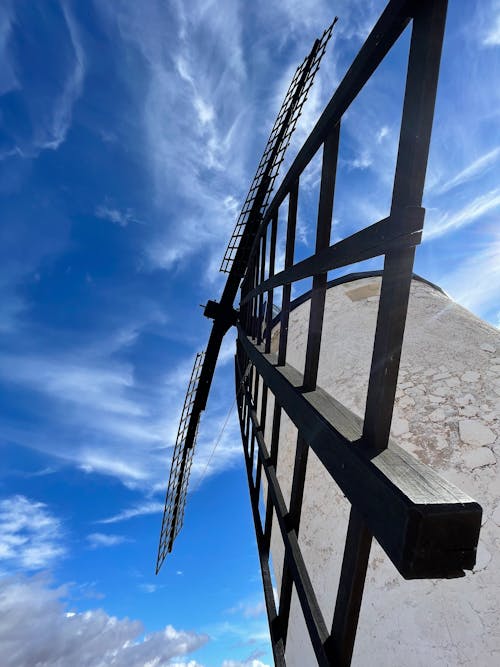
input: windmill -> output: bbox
[157,2,486,666]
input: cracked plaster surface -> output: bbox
[262,277,500,666]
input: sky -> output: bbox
[0,0,499,666]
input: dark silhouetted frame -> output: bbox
[235,1,482,665]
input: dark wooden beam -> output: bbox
[238,328,482,580]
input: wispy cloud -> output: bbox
[227,595,266,619]
[92,0,375,277]
[0,308,241,491]
[484,20,500,46]
[97,502,163,525]
[0,323,167,487]
[207,608,271,645]
[86,533,131,549]
[483,1,500,47]
[0,495,65,571]
[0,576,208,667]
[432,147,500,195]
[438,237,500,321]
[1,353,145,418]
[343,151,373,171]
[424,188,500,240]
[0,287,25,334]
[0,1,19,96]
[138,583,159,594]
[95,202,143,227]
[41,5,85,152]
[94,0,249,274]
[26,467,58,478]
[1,2,85,158]
[376,125,390,143]
[79,455,151,482]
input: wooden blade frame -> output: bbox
[156,352,204,573]
[235,1,482,665]
[156,20,337,573]
[220,18,336,275]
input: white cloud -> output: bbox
[0,1,19,96]
[376,125,390,143]
[92,0,378,277]
[432,147,500,195]
[0,316,241,492]
[255,0,381,46]
[483,9,500,46]
[97,501,164,525]
[98,0,249,274]
[96,202,142,227]
[0,496,65,571]
[86,533,131,549]
[0,576,207,667]
[40,5,85,152]
[218,331,238,366]
[188,410,241,492]
[0,319,169,488]
[227,595,266,619]
[139,583,159,594]
[79,454,151,482]
[0,345,170,487]
[424,188,500,240]
[339,112,399,190]
[438,237,500,321]
[1,2,85,158]
[1,353,145,418]
[343,151,373,171]
[208,620,270,646]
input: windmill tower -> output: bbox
[157,1,498,665]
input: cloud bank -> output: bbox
[0,576,207,667]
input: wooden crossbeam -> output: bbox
[237,329,482,580]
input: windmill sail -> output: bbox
[156,20,337,574]
[155,351,204,573]
[221,19,336,275]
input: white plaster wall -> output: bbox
[262,277,500,666]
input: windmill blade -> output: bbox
[220,18,337,276]
[156,351,204,574]
[156,19,337,573]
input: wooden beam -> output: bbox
[238,328,482,579]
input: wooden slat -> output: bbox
[235,359,286,666]
[245,400,331,666]
[303,124,340,391]
[257,231,267,346]
[263,399,282,551]
[265,214,278,353]
[279,126,341,648]
[241,206,424,306]
[328,509,372,666]
[278,181,299,365]
[363,0,449,455]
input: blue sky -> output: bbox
[0,1,499,666]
